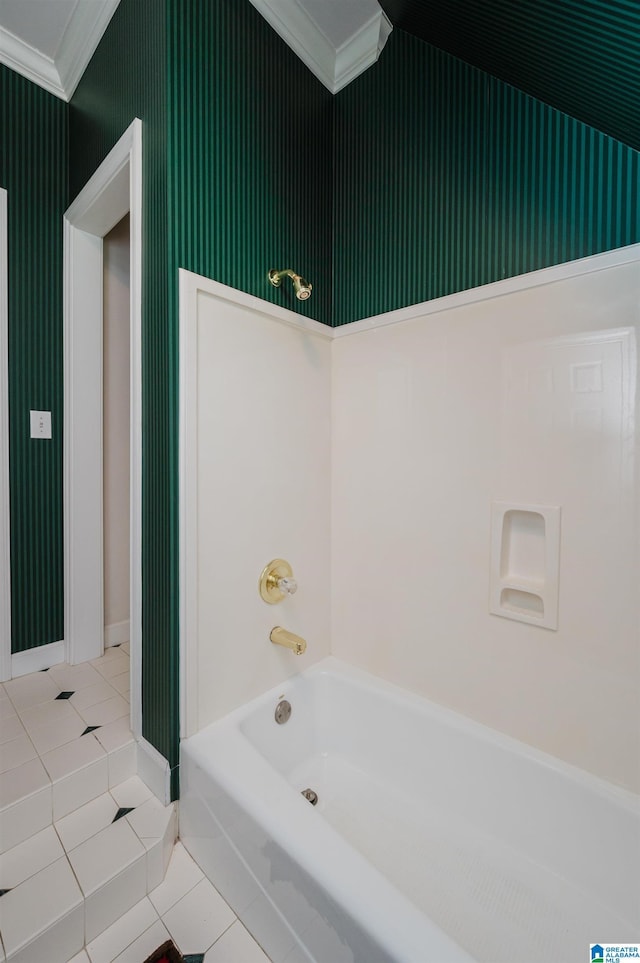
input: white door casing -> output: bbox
[0,189,11,682]
[63,118,143,738]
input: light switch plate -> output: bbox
[30,410,52,439]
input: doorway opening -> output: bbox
[103,214,131,651]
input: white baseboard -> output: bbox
[11,640,65,678]
[104,620,130,647]
[137,736,171,805]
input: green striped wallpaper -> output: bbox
[0,66,67,652]
[332,30,640,325]
[166,0,333,325]
[380,0,640,154]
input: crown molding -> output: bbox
[3,0,387,100]
[249,0,335,91]
[0,0,120,101]
[56,0,121,100]
[249,0,392,94]
[0,26,65,99]
[334,9,392,93]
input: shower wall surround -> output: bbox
[185,246,638,794]
[183,276,332,732]
[331,252,639,793]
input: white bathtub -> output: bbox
[179,658,639,963]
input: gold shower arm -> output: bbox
[268,268,296,285]
[268,268,312,301]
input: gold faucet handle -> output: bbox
[277,576,297,596]
[259,559,297,604]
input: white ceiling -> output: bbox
[0,0,78,59]
[0,0,391,101]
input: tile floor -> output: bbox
[68,842,271,963]
[0,647,271,962]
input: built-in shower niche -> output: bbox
[490,503,561,629]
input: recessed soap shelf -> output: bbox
[500,586,545,617]
[490,503,560,630]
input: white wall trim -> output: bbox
[64,119,143,741]
[179,271,199,740]
[248,0,391,94]
[0,0,120,102]
[128,121,144,743]
[179,270,333,342]
[180,244,639,349]
[105,620,130,647]
[64,130,131,233]
[11,641,65,679]
[0,190,11,683]
[137,736,172,805]
[332,243,640,339]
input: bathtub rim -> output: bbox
[188,655,639,814]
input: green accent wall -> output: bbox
[380,0,640,153]
[167,0,333,325]
[332,30,640,325]
[0,66,67,652]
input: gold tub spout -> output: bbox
[270,626,307,656]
